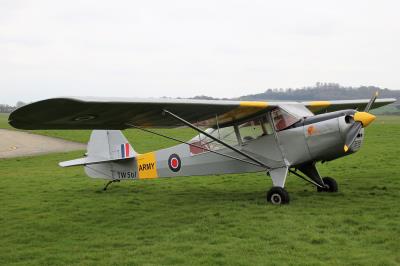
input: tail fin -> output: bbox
[59,130,136,167]
[87,130,136,160]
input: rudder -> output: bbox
[87,130,136,160]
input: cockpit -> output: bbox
[189,107,301,155]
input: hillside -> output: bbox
[237,83,399,101]
[193,83,400,114]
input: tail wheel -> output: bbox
[267,187,290,205]
[317,177,338,192]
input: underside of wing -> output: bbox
[303,98,396,114]
[9,97,276,130]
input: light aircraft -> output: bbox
[9,93,396,204]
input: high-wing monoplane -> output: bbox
[9,93,396,204]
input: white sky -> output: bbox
[1,0,400,105]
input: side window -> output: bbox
[271,108,299,131]
[211,126,238,148]
[189,126,238,155]
[239,119,264,143]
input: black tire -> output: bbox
[317,177,338,192]
[267,187,290,205]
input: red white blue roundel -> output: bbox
[168,154,181,172]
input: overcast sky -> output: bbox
[1,0,399,105]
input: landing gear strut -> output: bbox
[317,177,338,192]
[103,180,120,191]
[267,187,290,205]
[295,163,339,192]
[267,167,290,205]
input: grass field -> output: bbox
[1,114,400,265]
[0,113,13,130]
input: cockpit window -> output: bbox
[271,108,299,131]
[238,116,273,143]
[189,126,238,155]
[239,120,263,142]
[189,113,283,156]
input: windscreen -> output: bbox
[271,108,300,131]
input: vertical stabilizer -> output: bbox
[87,130,136,160]
[59,130,136,173]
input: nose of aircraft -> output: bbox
[353,112,376,127]
[344,111,376,152]
[344,91,379,153]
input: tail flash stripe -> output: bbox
[121,144,125,158]
[125,143,130,157]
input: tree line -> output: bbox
[0,101,26,113]
[192,83,399,102]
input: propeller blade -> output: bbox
[344,91,378,152]
[344,122,362,152]
[364,91,379,112]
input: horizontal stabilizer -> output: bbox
[59,156,135,167]
[60,130,137,167]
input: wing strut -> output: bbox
[162,109,271,170]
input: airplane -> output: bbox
[8,92,396,204]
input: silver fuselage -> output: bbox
[85,110,364,180]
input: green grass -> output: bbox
[1,116,400,265]
[0,113,13,130]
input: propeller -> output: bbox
[343,91,378,152]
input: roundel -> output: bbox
[168,154,181,172]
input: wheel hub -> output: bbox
[271,194,282,204]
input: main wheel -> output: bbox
[317,177,338,192]
[267,187,290,205]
